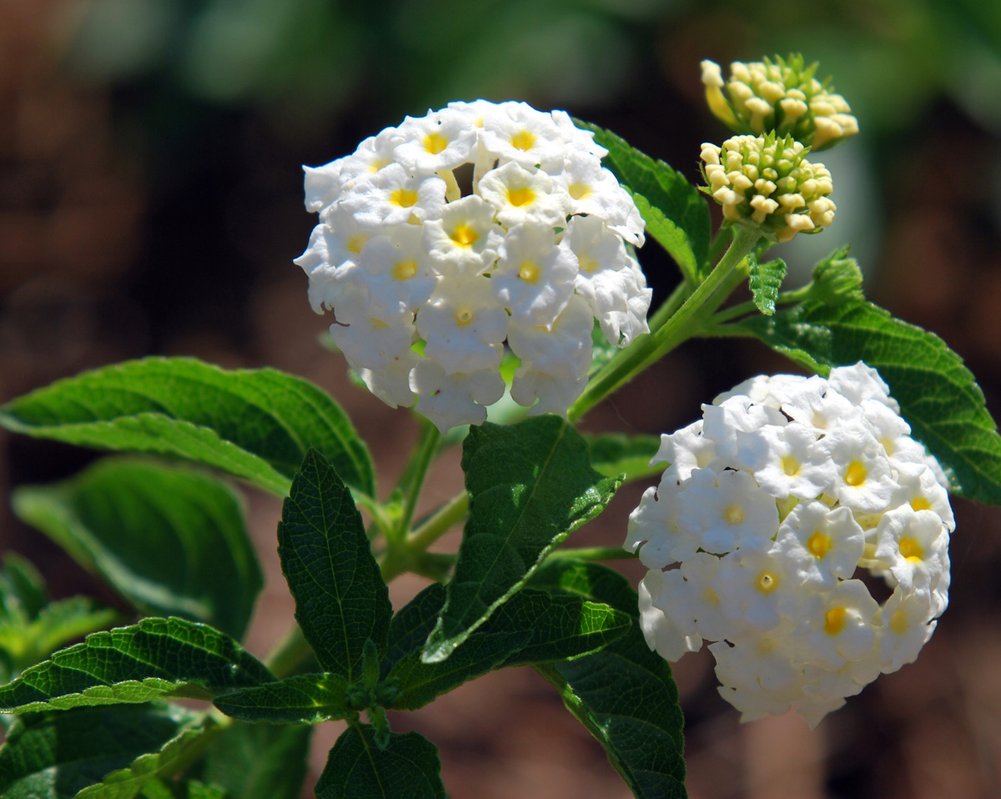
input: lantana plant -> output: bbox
[1,56,999,798]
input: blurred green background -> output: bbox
[2,1,1001,797]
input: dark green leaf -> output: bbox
[579,120,711,280]
[0,703,203,799]
[12,459,260,639]
[422,417,621,663]
[315,725,445,799]
[385,584,630,710]
[185,783,227,799]
[532,560,687,799]
[279,450,392,680]
[0,617,272,713]
[738,299,1001,505]
[585,433,663,482]
[0,554,48,621]
[0,357,374,497]
[202,722,311,799]
[214,673,351,723]
[74,715,215,799]
[747,254,787,316]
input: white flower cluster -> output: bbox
[627,363,954,726]
[296,100,651,431]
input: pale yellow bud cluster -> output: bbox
[701,55,858,151]
[700,134,836,243]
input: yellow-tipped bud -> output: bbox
[700,55,858,151]
[700,133,836,243]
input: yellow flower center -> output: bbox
[347,234,367,254]
[889,609,909,634]
[568,182,592,200]
[390,188,418,208]
[806,530,833,559]
[423,132,448,155]
[824,606,847,636]
[781,455,801,476]
[910,497,932,512]
[702,585,720,606]
[844,460,867,487]
[392,260,418,281]
[723,504,745,525]
[517,261,541,284]
[578,256,599,274]
[454,307,474,327]
[899,535,924,562]
[755,570,779,594]
[370,317,389,330]
[450,224,478,247]
[510,130,536,151]
[507,186,535,207]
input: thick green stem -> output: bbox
[549,546,638,562]
[568,226,761,422]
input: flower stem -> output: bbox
[568,226,761,422]
[392,418,441,543]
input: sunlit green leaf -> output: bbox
[0,357,374,497]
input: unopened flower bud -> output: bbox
[700,55,858,150]
[700,133,835,242]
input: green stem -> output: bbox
[568,226,761,422]
[548,546,638,562]
[393,418,441,542]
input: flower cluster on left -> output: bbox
[297,100,651,431]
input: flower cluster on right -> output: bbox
[627,363,954,726]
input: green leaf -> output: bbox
[213,673,351,723]
[0,598,118,679]
[384,583,630,710]
[532,560,687,799]
[12,459,261,639]
[74,715,215,799]
[0,553,48,621]
[278,450,392,681]
[578,120,711,280]
[0,617,272,713]
[202,722,311,799]
[315,725,445,799]
[747,254,787,316]
[802,245,864,304]
[584,433,662,482]
[737,299,1001,505]
[422,417,621,663]
[0,357,374,497]
[185,783,226,799]
[0,703,203,799]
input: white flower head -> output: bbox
[631,362,954,726]
[297,100,649,430]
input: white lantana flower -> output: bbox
[629,363,954,726]
[297,100,650,430]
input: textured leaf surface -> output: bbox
[74,715,215,799]
[423,417,621,662]
[533,560,686,799]
[739,299,1001,505]
[279,450,392,680]
[0,358,374,496]
[580,120,710,280]
[0,617,272,713]
[315,725,445,799]
[214,673,351,723]
[202,722,312,799]
[384,583,630,710]
[747,254,787,316]
[0,703,202,799]
[12,459,260,639]
[585,433,662,482]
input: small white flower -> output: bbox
[493,224,577,325]
[410,360,505,431]
[477,161,568,228]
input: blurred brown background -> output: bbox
[3,1,1001,797]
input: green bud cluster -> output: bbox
[701,55,858,151]
[700,133,836,243]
